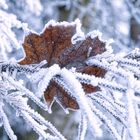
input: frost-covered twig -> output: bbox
[59,68,102,136]
[78,113,87,140]
[0,104,17,140]
[125,75,140,140]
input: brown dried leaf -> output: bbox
[44,81,79,110]
[20,23,76,65]
[19,21,107,110]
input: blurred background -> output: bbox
[0,0,140,140]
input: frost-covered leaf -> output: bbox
[19,20,106,110]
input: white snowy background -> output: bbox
[0,0,140,140]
